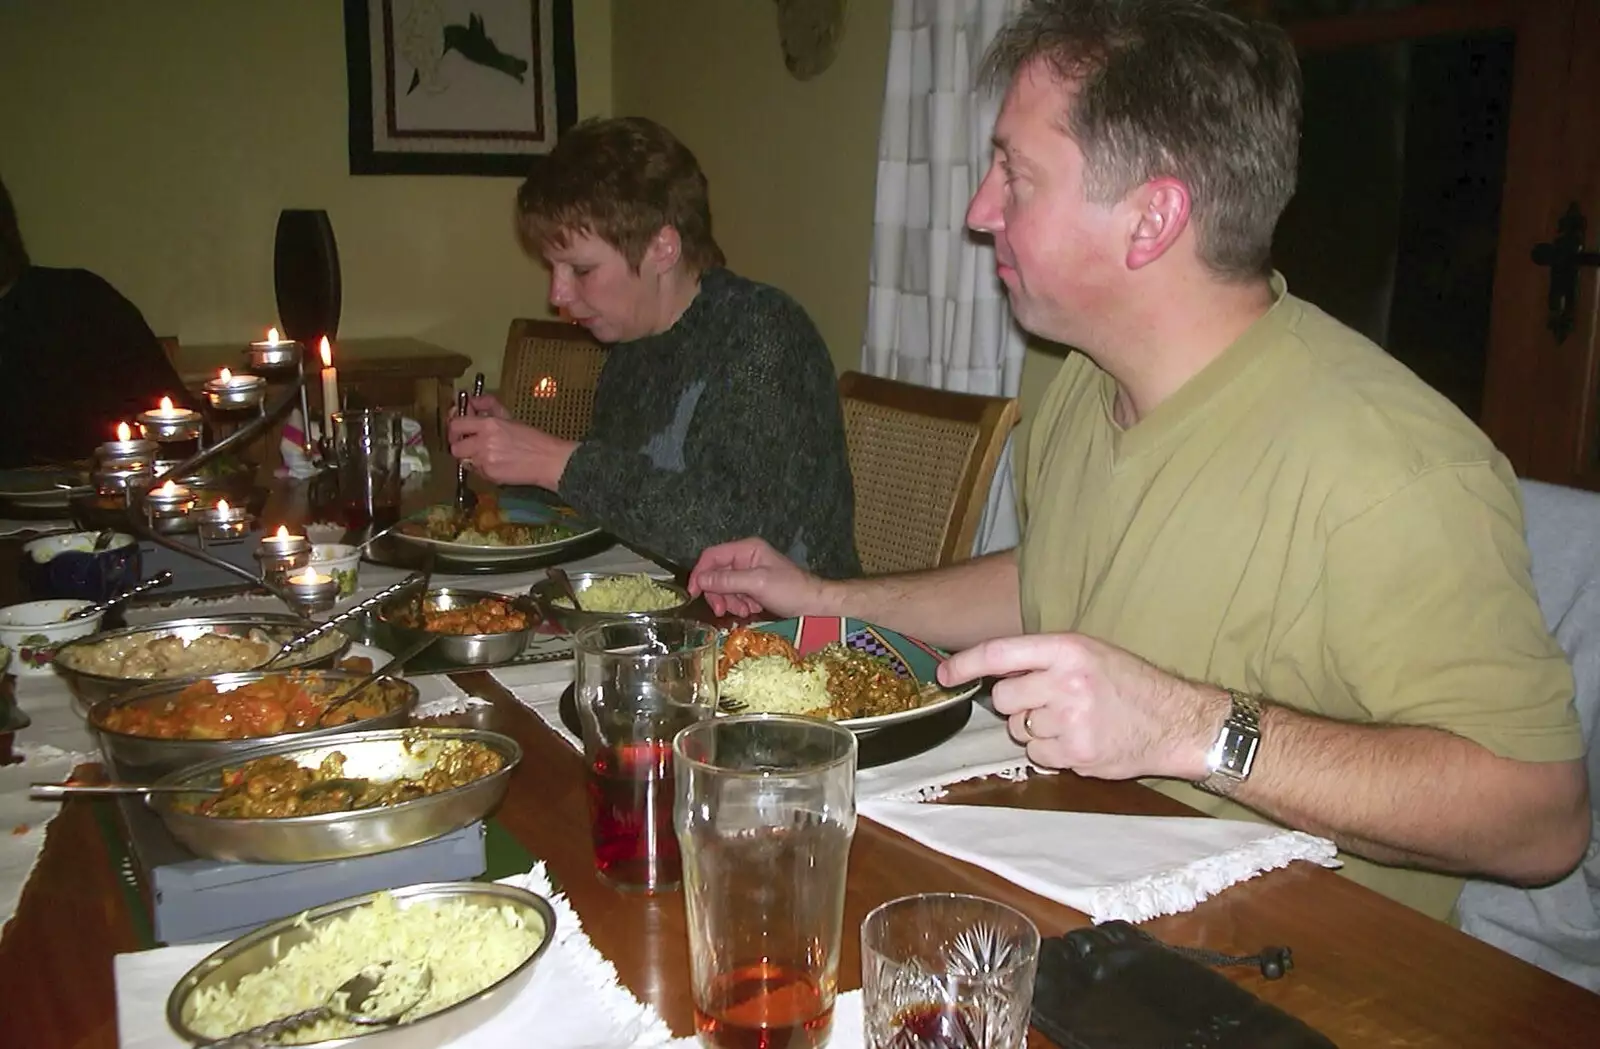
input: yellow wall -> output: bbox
[610,0,1064,408]
[2,0,1065,410]
[611,0,892,375]
[0,0,613,389]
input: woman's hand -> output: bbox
[447,414,577,489]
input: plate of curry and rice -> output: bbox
[386,490,603,565]
[715,617,980,733]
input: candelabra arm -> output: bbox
[151,374,305,487]
[129,374,307,606]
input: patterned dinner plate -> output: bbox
[387,499,604,564]
[729,616,980,732]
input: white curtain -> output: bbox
[862,0,1029,554]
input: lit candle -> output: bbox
[116,421,131,442]
[195,497,251,540]
[204,367,267,409]
[532,375,559,399]
[248,326,301,370]
[319,337,339,442]
[287,567,332,586]
[144,478,196,517]
[136,397,201,442]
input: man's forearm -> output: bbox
[1224,701,1589,884]
[819,550,1022,650]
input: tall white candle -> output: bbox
[319,336,339,443]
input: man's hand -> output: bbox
[938,632,1225,780]
[688,537,836,619]
[447,413,577,489]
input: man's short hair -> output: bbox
[982,0,1302,280]
[0,174,29,289]
[515,116,726,274]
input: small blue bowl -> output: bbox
[19,532,143,602]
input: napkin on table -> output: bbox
[114,863,675,1049]
[860,799,1339,924]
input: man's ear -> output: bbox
[644,225,682,275]
[1125,178,1191,270]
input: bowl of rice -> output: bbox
[166,881,556,1048]
[527,571,693,634]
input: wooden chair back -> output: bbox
[838,370,1020,574]
[498,319,609,440]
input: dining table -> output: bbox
[1,466,1598,1049]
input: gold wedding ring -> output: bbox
[1023,709,1037,739]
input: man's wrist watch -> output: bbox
[1197,689,1264,797]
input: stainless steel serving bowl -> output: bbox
[87,668,417,781]
[166,881,556,1049]
[147,727,520,863]
[53,613,352,713]
[373,587,540,665]
[526,571,694,635]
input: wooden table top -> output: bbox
[3,655,1597,1048]
[2,473,1598,1046]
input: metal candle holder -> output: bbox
[94,437,159,496]
[195,501,253,542]
[136,405,203,444]
[254,530,312,591]
[247,337,315,458]
[203,371,268,411]
[121,366,313,605]
[283,567,339,615]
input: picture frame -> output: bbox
[344,0,577,177]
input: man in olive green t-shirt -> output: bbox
[687,0,1590,920]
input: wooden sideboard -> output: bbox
[172,337,473,439]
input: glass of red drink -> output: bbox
[674,714,858,1049]
[573,617,718,893]
[861,894,1040,1049]
[328,408,403,531]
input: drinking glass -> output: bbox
[861,894,1041,1049]
[573,617,719,893]
[330,408,403,531]
[674,714,858,1049]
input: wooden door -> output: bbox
[1249,0,1600,487]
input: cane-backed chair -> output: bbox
[838,370,1020,575]
[498,319,609,440]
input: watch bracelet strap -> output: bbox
[1197,689,1264,797]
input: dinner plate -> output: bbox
[0,466,93,510]
[728,616,981,732]
[387,499,604,564]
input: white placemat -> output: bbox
[114,863,675,1048]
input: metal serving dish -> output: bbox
[87,668,417,781]
[53,613,352,712]
[373,587,540,665]
[526,571,693,634]
[166,881,556,1049]
[147,727,520,863]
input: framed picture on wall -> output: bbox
[344,0,577,176]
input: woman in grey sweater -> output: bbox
[449,117,859,577]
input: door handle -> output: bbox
[1531,202,1600,343]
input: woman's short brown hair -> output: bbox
[516,116,725,274]
[982,0,1301,280]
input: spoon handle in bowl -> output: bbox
[199,1005,334,1048]
[29,782,221,799]
[68,570,174,621]
[264,574,425,667]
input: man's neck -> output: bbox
[1100,268,1276,427]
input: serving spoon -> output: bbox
[200,961,434,1047]
[314,632,441,727]
[30,781,221,799]
[67,570,174,621]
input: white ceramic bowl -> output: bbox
[0,599,105,676]
[310,543,361,599]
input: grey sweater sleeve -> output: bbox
[558,284,857,575]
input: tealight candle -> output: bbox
[247,327,302,371]
[137,397,202,442]
[254,525,312,588]
[98,420,158,464]
[195,498,252,541]
[144,479,196,518]
[284,565,339,614]
[204,367,268,410]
